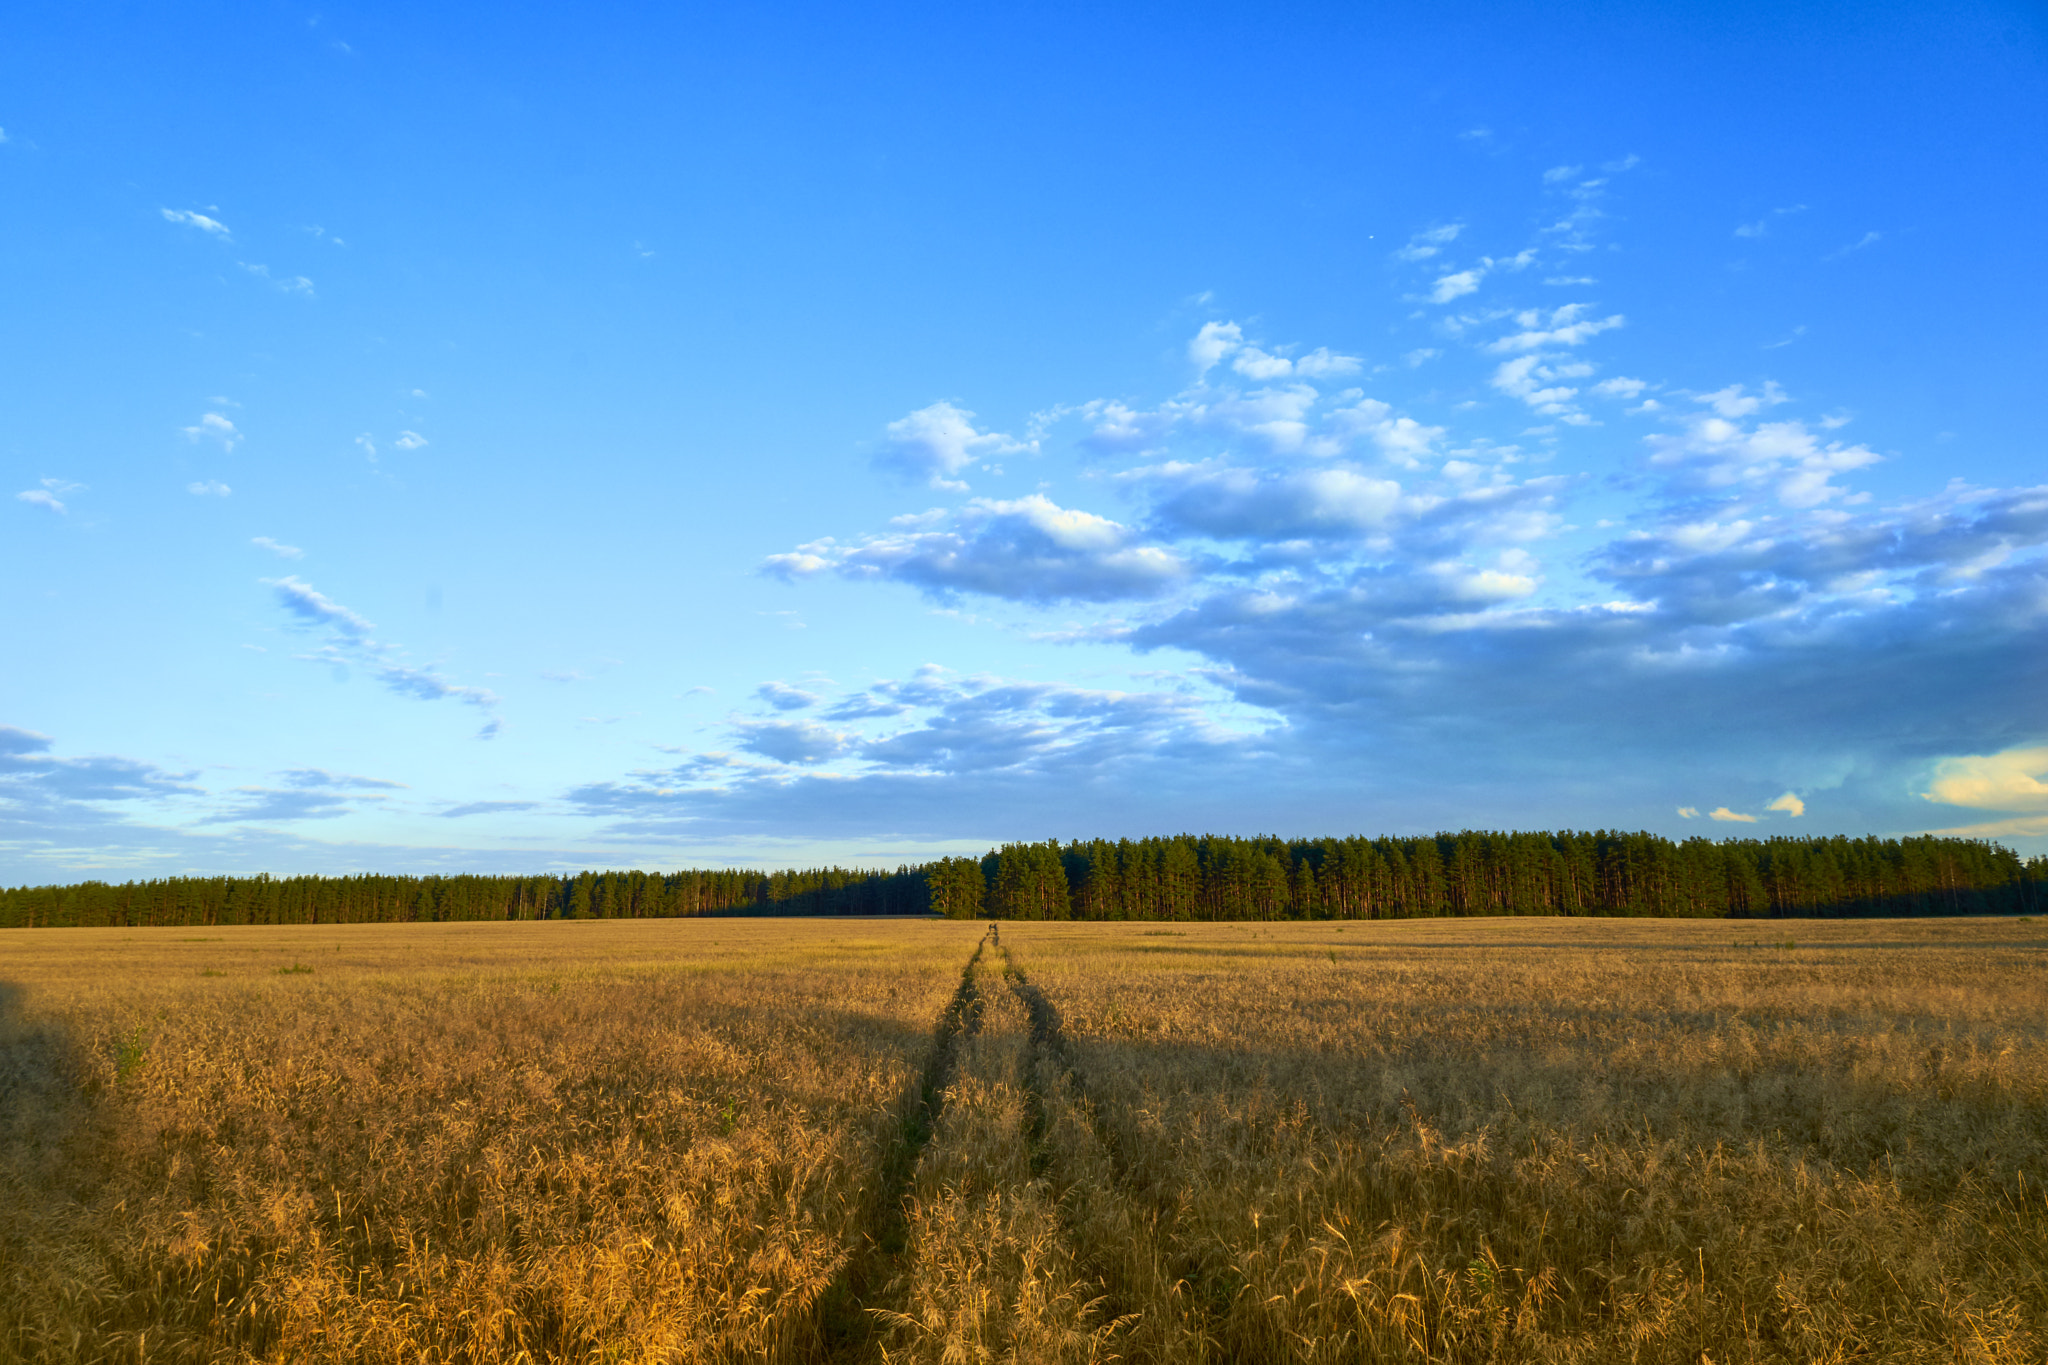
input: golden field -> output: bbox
[1,915,2043,1362]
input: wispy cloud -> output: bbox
[15,478,80,514]
[238,261,315,295]
[442,800,539,818]
[162,207,231,239]
[262,576,503,737]
[1734,204,1807,238]
[1824,230,1882,261]
[252,536,303,558]
[187,480,231,496]
[1394,224,1463,262]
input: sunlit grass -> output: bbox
[2,915,2042,1362]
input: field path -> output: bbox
[817,927,993,1358]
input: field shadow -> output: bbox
[0,977,132,1353]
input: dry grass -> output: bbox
[1000,917,2048,1363]
[3,915,2043,1362]
[0,919,976,1362]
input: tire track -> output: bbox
[816,928,991,1359]
[993,935,1186,1349]
[994,933,1127,1181]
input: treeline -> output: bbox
[0,865,928,930]
[2,832,2042,930]
[921,832,2046,920]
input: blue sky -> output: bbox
[4,1,2046,881]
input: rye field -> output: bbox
[1,917,2043,1363]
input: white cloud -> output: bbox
[1696,382,1787,419]
[1231,346,1294,380]
[1227,344,1363,382]
[1147,465,1406,541]
[1922,746,2048,812]
[252,536,303,559]
[1491,355,1595,415]
[767,494,1188,603]
[1431,269,1484,304]
[1590,377,1649,400]
[187,480,232,496]
[872,401,1030,491]
[1189,321,1243,373]
[1708,807,1757,822]
[394,430,428,450]
[1646,393,1880,508]
[1292,347,1363,380]
[1200,383,1320,453]
[1486,303,1625,353]
[1394,224,1463,262]
[162,208,231,238]
[15,478,81,514]
[238,262,315,295]
[1765,792,1805,817]
[182,412,239,450]
[1542,165,1583,184]
[1677,806,1700,818]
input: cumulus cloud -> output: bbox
[1645,391,1880,508]
[1922,746,2048,813]
[747,228,2044,847]
[1189,321,1244,373]
[732,717,851,764]
[252,536,303,558]
[182,412,239,450]
[872,401,1030,490]
[755,681,820,711]
[1146,464,1404,541]
[1491,355,1596,415]
[394,430,428,451]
